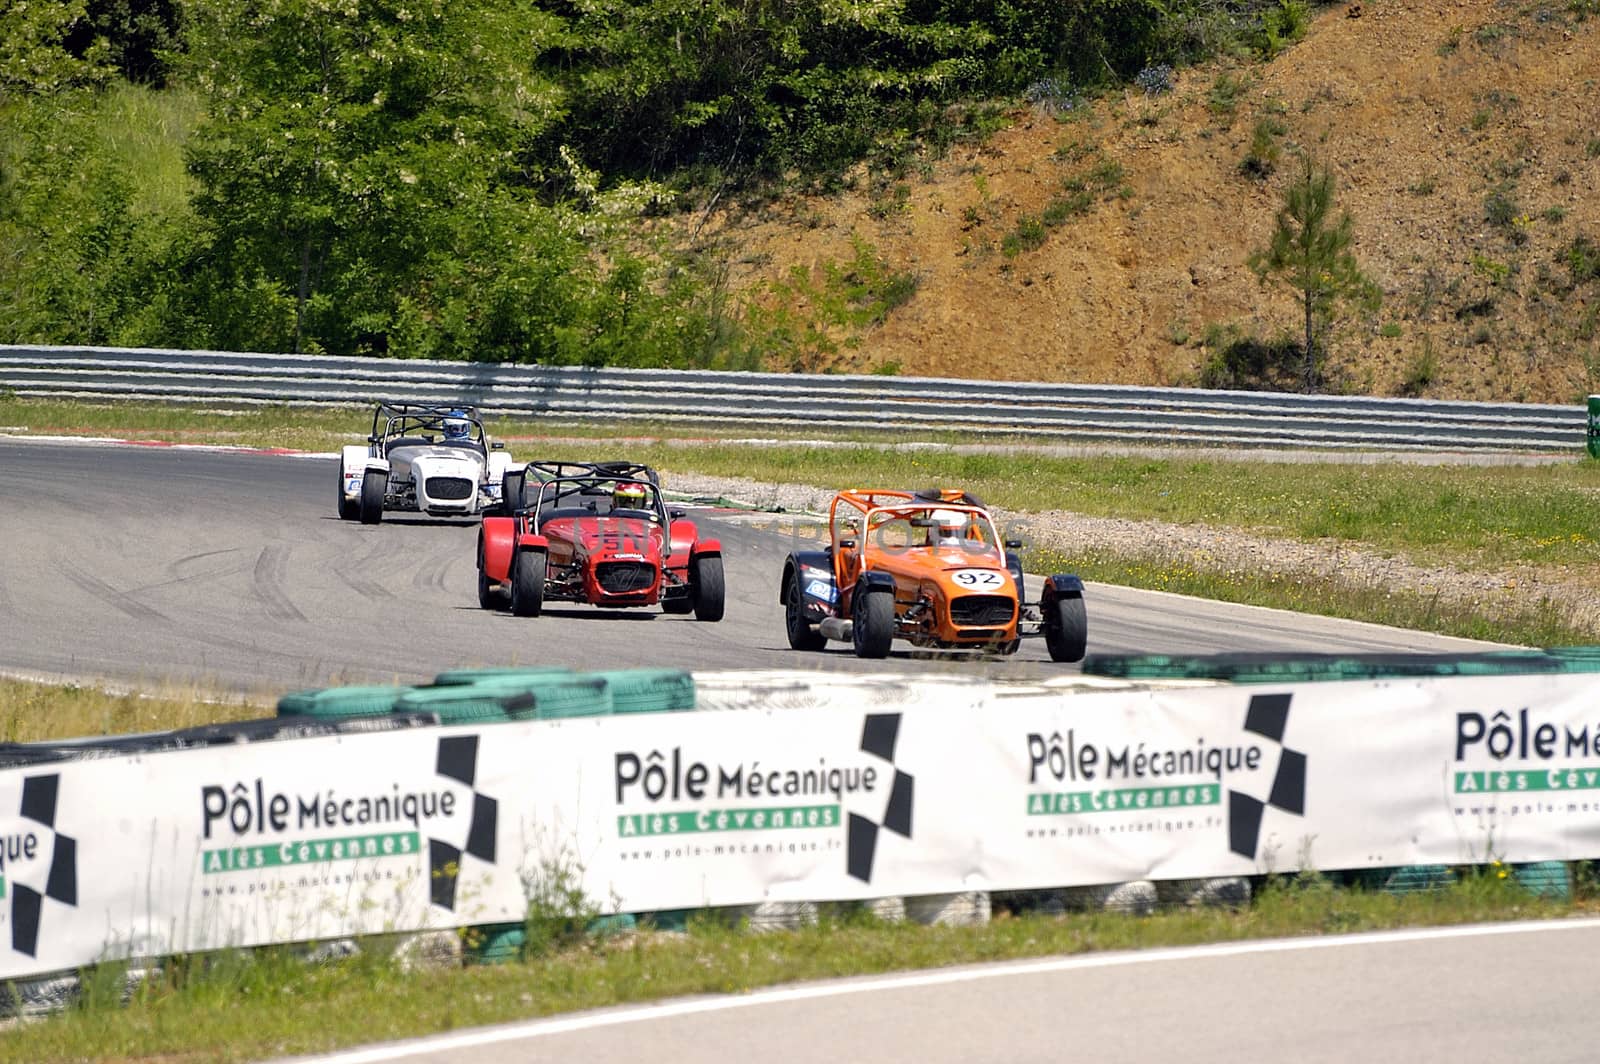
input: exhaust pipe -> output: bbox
[818,617,853,641]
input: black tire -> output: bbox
[476,539,502,610]
[1044,593,1088,663]
[510,550,545,617]
[852,588,895,659]
[501,470,525,515]
[785,571,827,651]
[691,555,725,622]
[358,469,386,525]
[337,466,359,521]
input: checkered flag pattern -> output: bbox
[13,774,77,957]
[430,736,498,910]
[1228,693,1308,859]
[847,713,915,883]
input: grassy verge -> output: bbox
[0,677,267,744]
[1,872,1588,1064]
[1036,548,1595,647]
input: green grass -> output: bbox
[0,677,267,743]
[0,871,1584,1063]
[1034,547,1592,646]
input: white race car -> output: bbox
[338,403,515,524]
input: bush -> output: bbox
[1569,235,1600,285]
[1195,323,1306,390]
[1484,184,1519,228]
[1241,117,1287,178]
[1258,0,1311,57]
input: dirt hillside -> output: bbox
[707,0,1600,402]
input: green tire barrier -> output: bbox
[591,669,696,713]
[1512,860,1571,900]
[391,685,518,725]
[1352,865,1456,894]
[430,667,573,687]
[465,914,639,964]
[465,923,525,964]
[1081,648,1600,684]
[640,909,693,932]
[277,685,415,718]
[498,675,613,721]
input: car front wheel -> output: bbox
[358,469,386,525]
[510,551,545,617]
[691,555,725,622]
[1044,594,1087,663]
[852,589,894,659]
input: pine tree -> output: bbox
[1248,155,1379,391]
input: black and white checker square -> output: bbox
[429,735,499,911]
[1227,693,1308,859]
[847,713,915,883]
[12,773,78,958]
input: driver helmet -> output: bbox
[613,482,648,511]
[930,508,967,545]
[442,411,471,440]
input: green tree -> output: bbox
[1248,155,1379,391]
[0,0,111,100]
[181,0,575,356]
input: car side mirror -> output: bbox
[367,435,378,444]
[1005,539,1022,550]
[492,441,504,450]
[669,509,686,520]
[839,538,857,550]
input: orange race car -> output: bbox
[778,488,1087,661]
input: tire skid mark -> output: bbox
[253,545,307,623]
[125,548,249,594]
[331,540,395,601]
[61,568,167,622]
[410,550,457,594]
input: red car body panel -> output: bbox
[538,514,667,606]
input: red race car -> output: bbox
[476,461,725,621]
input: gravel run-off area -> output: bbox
[662,469,1600,634]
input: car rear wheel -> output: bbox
[476,540,502,610]
[501,470,525,515]
[852,589,894,659]
[510,551,545,617]
[785,571,827,651]
[337,466,359,521]
[1044,594,1087,663]
[691,555,725,622]
[358,469,386,525]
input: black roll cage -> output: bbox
[368,402,486,448]
[516,460,668,526]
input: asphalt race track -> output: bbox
[0,438,1505,694]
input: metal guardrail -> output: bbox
[0,344,1586,451]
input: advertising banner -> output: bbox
[2,670,1599,980]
